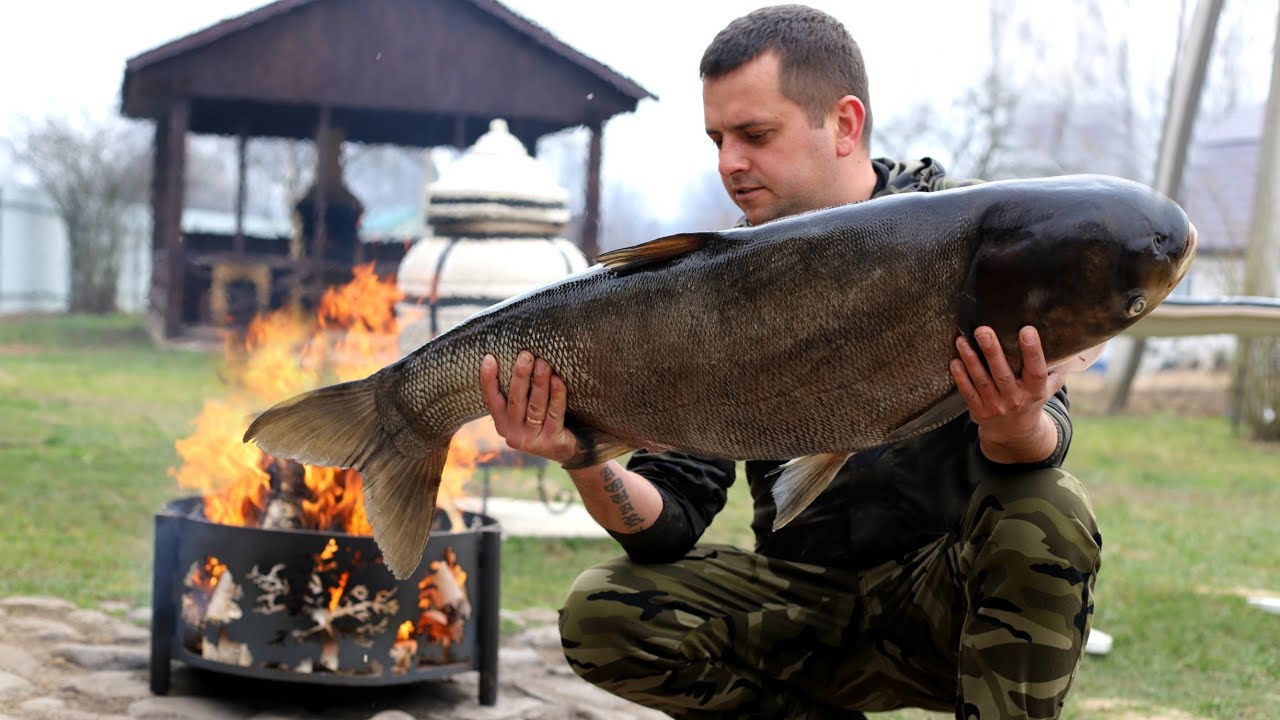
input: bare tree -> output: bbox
[1235,5,1280,442]
[7,115,151,313]
[875,0,1040,180]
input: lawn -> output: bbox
[1,313,1276,719]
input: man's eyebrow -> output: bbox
[706,119,771,135]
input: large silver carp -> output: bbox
[245,174,1197,578]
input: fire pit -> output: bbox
[149,117,592,706]
[149,497,500,704]
[152,264,514,705]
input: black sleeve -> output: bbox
[607,450,735,564]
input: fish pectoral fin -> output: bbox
[243,378,446,580]
[560,422,636,470]
[769,452,852,531]
[884,391,969,444]
[596,231,722,273]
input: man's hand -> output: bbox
[950,326,1064,464]
[480,351,579,465]
[479,351,663,534]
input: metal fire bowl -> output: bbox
[150,496,501,704]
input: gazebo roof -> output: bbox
[120,0,656,149]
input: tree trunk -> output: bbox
[67,221,122,314]
[1237,6,1280,441]
[1107,0,1224,413]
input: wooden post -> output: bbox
[148,119,167,327]
[453,114,468,149]
[234,126,248,256]
[581,121,603,262]
[308,107,332,306]
[150,98,189,339]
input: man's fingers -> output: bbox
[505,351,534,430]
[956,335,994,397]
[479,355,509,435]
[950,358,982,412]
[547,374,568,428]
[547,375,576,451]
[525,359,552,429]
[975,327,1018,393]
[1017,326,1050,389]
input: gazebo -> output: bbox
[119,0,655,338]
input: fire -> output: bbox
[190,556,228,594]
[169,262,503,539]
[414,547,471,644]
[396,620,415,642]
[327,572,351,613]
[303,466,372,536]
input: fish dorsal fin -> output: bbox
[885,390,969,444]
[596,231,721,274]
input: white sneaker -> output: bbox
[1085,628,1113,656]
[1247,596,1280,615]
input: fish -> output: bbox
[244,174,1197,578]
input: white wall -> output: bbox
[0,179,150,314]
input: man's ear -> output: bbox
[833,95,865,158]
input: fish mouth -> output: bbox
[1169,221,1198,292]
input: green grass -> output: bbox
[0,314,221,603]
[1059,414,1280,719]
[1,314,1277,718]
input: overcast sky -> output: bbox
[1,0,1276,222]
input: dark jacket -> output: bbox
[609,158,1073,570]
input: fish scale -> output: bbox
[245,173,1197,578]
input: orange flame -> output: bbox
[168,262,498,538]
[189,556,228,594]
[396,620,415,642]
[328,572,350,612]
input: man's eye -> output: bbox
[747,132,769,143]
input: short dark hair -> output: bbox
[700,4,871,141]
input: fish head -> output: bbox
[961,175,1198,371]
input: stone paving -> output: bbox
[0,596,667,720]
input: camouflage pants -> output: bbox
[558,463,1101,720]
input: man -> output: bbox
[479,5,1100,719]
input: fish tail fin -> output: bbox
[770,452,853,530]
[364,441,450,580]
[243,378,447,579]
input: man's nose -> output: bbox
[718,139,749,177]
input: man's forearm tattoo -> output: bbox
[601,465,645,530]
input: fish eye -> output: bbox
[1125,294,1147,318]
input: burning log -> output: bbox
[419,548,471,647]
[261,457,306,529]
[390,621,418,674]
[205,568,244,624]
[203,628,253,667]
